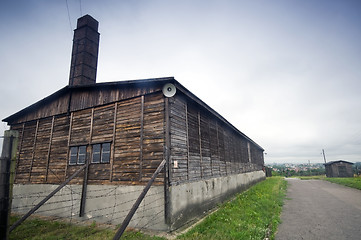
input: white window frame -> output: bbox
[91,142,111,164]
[69,145,87,165]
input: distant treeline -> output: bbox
[271,162,361,177]
[354,162,361,175]
[272,168,325,177]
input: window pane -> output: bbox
[93,144,101,153]
[101,153,110,163]
[78,146,86,164]
[102,143,111,152]
[92,144,101,163]
[69,147,78,165]
[101,143,111,163]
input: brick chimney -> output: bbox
[69,15,100,86]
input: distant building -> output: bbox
[324,160,354,178]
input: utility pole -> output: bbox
[322,149,327,164]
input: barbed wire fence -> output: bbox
[1,132,168,239]
[9,163,167,239]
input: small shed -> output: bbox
[324,160,354,178]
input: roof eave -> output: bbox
[2,77,176,124]
[2,86,70,124]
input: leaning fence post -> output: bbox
[113,159,166,240]
[9,164,87,233]
[0,130,19,240]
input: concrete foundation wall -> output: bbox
[12,184,167,231]
[168,170,266,230]
[12,170,265,232]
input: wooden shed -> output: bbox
[3,15,265,231]
[324,160,354,178]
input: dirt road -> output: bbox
[276,178,361,240]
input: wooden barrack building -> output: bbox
[3,15,265,231]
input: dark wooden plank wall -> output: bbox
[9,93,71,125]
[112,97,142,182]
[169,94,264,184]
[10,124,25,182]
[10,85,163,125]
[48,115,70,182]
[141,94,165,182]
[11,92,165,185]
[169,96,188,182]
[15,121,36,182]
[31,117,52,183]
[89,104,115,182]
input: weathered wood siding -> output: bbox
[30,117,52,183]
[11,92,165,185]
[15,121,37,182]
[8,84,163,125]
[169,94,264,185]
[10,83,263,187]
[9,93,71,125]
[112,97,142,182]
[142,94,165,182]
[48,115,70,182]
[325,162,353,178]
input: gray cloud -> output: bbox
[1,0,360,163]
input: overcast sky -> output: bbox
[1,0,360,164]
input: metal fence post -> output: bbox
[79,158,89,217]
[113,159,166,240]
[0,130,19,240]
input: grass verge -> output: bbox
[323,177,361,190]
[177,177,287,240]
[299,175,361,191]
[298,175,325,180]
[9,177,287,240]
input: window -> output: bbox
[69,145,87,165]
[92,143,111,164]
[92,144,101,163]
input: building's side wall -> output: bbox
[169,93,264,185]
[8,93,71,125]
[11,92,165,185]
[167,93,265,230]
[327,162,354,177]
[8,84,164,125]
[168,170,265,230]
[331,164,338,177]
[12,184,167,231]
[345,163,354,177]
[325,165,332,177]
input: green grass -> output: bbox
[299,175,361,191]
[324,177,361,190]
[177,177,287,240]
[299,175,326,180]
[9,216,164,240]
[9,177,287,240]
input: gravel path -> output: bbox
[276,178,361,240]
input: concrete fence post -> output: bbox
[0,130,19,240]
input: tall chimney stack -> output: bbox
[69,15,100,86]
